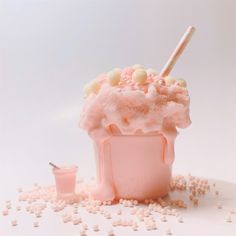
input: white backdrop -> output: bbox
[0,0,236,195]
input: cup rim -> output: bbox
[53,165,78,175]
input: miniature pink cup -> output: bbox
[93,134,175,201]
[53,166,78,199]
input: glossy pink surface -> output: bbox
[92,134,175,201]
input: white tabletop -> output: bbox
[0,176,236,236]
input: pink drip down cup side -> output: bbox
[91,132,176,202]
[53,166,78,200]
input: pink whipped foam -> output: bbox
[79,67,191,135]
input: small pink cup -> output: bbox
[93,134,174,201]
[53,166,78,199]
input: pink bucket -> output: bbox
[92,134,175,201]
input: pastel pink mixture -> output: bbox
[79,66,191,136]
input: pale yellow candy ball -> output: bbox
[113,67,122,73]
[107,68,121,86]
[83,83,92,97]
[132,64,144,70]
[146,68,158,76]
[164,76,176,86]
[176,79,187,87]
[83,80,100,97]
[132,69,147,84]
[89,80,100,93]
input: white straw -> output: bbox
[160,26,196,77]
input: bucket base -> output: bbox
[93,134,173,201]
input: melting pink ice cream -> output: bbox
[79,68,191,136]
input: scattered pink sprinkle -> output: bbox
[11,220,18,226]
[33,222,39,227]
[2,210,9,216]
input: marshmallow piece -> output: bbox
[132,69,147,84]
[132,64,144,70]
[146,68,158,76]
[164,76,176,86]
[107,68,121,86]
[176,79,187,87]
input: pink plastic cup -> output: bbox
[93,134,175,201]
[53,166,78,199]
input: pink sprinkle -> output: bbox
[108,229,114,236]
[33,222,39,227]
[226,216,232,223]
[161,216,167,222]
[117,209,122,215]
[80,230,87,236]
[17,188,23,193]
[36,212,42,218]
[11,220,18,226]
[112,221,117,227]
[73,219,81,225]
[166,228,172,235]
[83,224,88,230]
[2,210,8,216]
[230,209,236,214]
[93,224,99,231]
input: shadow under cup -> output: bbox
[93,134,173,201]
